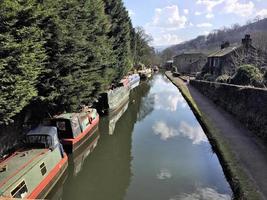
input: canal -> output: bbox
[52,74,232,200]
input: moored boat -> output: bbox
[128,74,140,90]
[138,68,152,79]
[0,126,68,199]
[97,86,130,115]
[51,108,99,154]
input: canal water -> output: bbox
[54,74,232,200]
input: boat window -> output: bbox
[26,135,53,149]
[11,181,28,198]
[40,162,47,176]
[57,121,67,131]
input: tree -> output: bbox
[104,0,133,79]
[0,0,46,124]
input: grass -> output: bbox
[165,71,260,200]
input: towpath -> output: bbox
[166,72,267,200]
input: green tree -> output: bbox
[104,0,133,79]
[0,0,46,124]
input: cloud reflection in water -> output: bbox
[170,187,231,200]
[152,121,207,144]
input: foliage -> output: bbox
[215,75,231,83]
[0,0,153,124]
[230,65,264,87]
[0,0,47,124]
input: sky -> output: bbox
[123,0,267,47]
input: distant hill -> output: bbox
[161,18,267,60]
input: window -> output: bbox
[11,181,28,198]
[40,162,47,176]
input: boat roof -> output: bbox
[27,126,57,138]
[0,149,49,193]
[54,113,80,120]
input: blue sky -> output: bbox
[123,0,267,47]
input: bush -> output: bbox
[215,75,231,83]
[230,65,264,87]
[196,72,203,80]
[203,73,216,82]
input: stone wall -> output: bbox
[190,80,267,141]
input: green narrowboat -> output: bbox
[98,86,130,115]
[51,108,99,154]
[0,126,68,199]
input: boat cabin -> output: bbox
[51,109,99,153]
[0,126,68,199]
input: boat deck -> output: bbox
[0,149,48,190]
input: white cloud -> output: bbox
[153,33,184,46]
[154,92,187,111]
[184,9,189,15]
[206,13,214,18]
[151,5,187,30]
[128,9,135,17]
[196,23,213,28]
[170,187,231,200]
[196,0,224,12]
[224,0,255,17]
[195,11,202,16]
[256,9,267,19]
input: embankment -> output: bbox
[190,80,267,141]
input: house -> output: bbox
[205,34,267,76]
[173,53,207,75]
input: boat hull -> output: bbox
[61,115,100,154]
[27,153,68,199]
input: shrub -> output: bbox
[196,72,203,80]
[230,65,264,87]
[215,75,231,83]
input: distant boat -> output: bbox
[51,108,99,153]
[128,74,140,90]
[0,126,68,199]
[153,66,159,72]
[98,86,130,115]
[138,68,152,79]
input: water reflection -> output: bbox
[102,101,129,135]
[152,120,207,144]
[57,74,231,200]
[170,187,231,200]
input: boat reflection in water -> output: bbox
[70,129,100,176]
[101,100,129,135]
[45,169,68,200]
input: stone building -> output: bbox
[173,53,207,75]
[205,34,267,76]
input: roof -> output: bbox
[0,149,49,192]
[173,52,205,58]
[27,126,58,138]
[55,113,79,120]
[208,45,240,58]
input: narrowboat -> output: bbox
[51,107,99,154]
[138,68,152,79]
[97,86,130,115]
[128,74,140,90]
[119,76,130,88]
[0,126,68,199]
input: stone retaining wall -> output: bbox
[190,80,267,141]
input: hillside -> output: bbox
[161,18,267,59]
